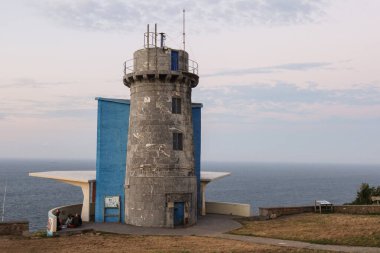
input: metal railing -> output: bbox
[123,59,134,75]
[123,58,198,75]
[188,59,198,75]
[144,32,156,48]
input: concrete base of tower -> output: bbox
[124,176,197,228]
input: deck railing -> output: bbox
[188,59,198,75]
[123,59,134,75]
[123,58,198,75]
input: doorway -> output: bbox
[174,202,184,226]
[171,50,179,71]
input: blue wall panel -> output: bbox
[192,106,202,215]
[95,98,130,223]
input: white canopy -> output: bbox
[30,170,229,184]
[29,170,231,218]
[29,171,96,183]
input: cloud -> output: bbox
[0,92,96,121]
[196,82,380,123]
[230,0,327,25]
[0,109,95,121]
[44,108,96,119]
[233,82,380,105]
[260,83,376,104]
[202,62,332,77]
[0,78,67,89]
[0,113,7,120]
[31,0,328,32]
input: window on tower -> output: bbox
[173,133,183,151]
[172,97,181,114]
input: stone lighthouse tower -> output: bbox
[122,25,199,227]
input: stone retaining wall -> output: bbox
[259,205,380,219]
[334,205,380,214]
[0,221,29,236]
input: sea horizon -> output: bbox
[1,157,379,167]
[1,159,380,231]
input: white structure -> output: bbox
[29,171,96,222]
[29,170,246,222]
[200,172,230,215]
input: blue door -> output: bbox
[174,202,184,226]
[171,51,179,71]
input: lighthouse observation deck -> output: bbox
[123,29,199,88]
[124,56,198,75]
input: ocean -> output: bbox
[0,159,379,231]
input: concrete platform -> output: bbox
[58,214,242,236]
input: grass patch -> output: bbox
[231,213,380,247]
[0,233,334,252]
[31,230,48,238]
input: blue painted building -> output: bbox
[95,97,202,223]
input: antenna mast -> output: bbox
[183,9,186,51]
[1,180,7,222]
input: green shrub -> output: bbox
[351,183,380,205]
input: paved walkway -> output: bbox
[78,214,242,236]
[59,214,380,253]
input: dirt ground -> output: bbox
[0,233,330,253]
[232,213,380,247]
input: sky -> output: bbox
[0,0,379,164]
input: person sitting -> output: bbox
[72,213,82,227]
[68,213,82,228]
[65,214,74,226]
[54,209,62,231]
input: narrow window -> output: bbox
[173,133,183,150]
[172,97,181,114]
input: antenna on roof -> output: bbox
[1,179,7,222]
[159,32,166,48]
[183,9,186,51]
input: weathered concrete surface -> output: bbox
[206,202,251,217]
[0,221,29,236]
[133,48,189,73]
[124,46,199,227]
[68,214,242,236]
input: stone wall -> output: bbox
[0,221,29,236]
[133,48,189,73]
[334,205,380,214]
[259,205,380,219]
[124,46,199,228]
[259,206,314,219]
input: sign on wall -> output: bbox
[104,196,120,208]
